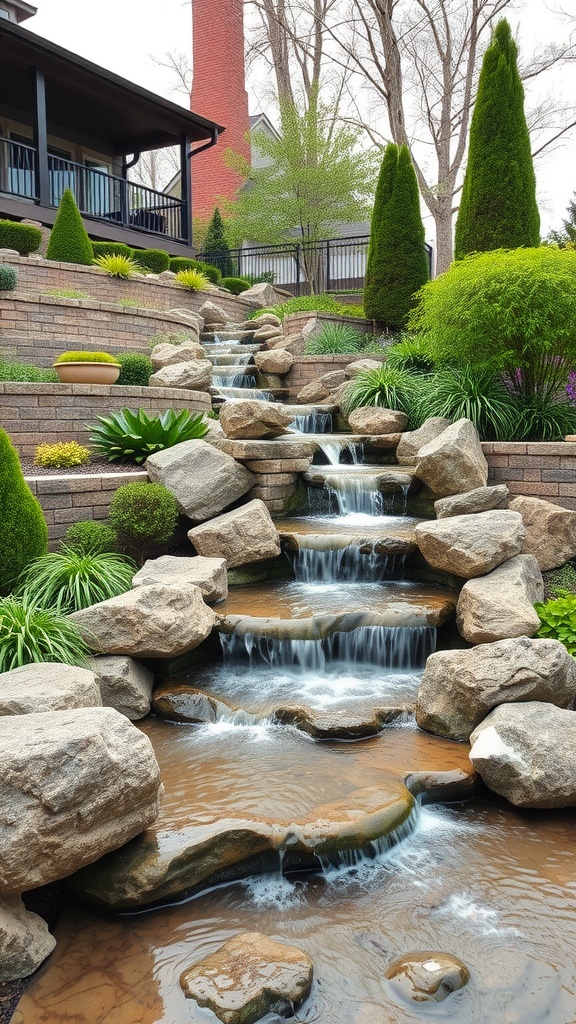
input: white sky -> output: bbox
[29,0,576,238]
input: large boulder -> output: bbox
[219,399,294,440]
[344,358,383,378]
[148,359,212,391]
[415,419,488,497]
[469,702,576,808]
[347,406,407,434]
[0,707,161,893]
[70,583,215,658]
[188,499,281,568]
[90,655,154,721]
[239,282,277,308]
[150,340,206,370]
[296,379,330,403]
[434,484,509,518]
[384,951,470,1004]
[457,554,543,644]
[0,895,56,983]
[132,554,228,603]
[508,495,576,571]
[252,324,282,342]
[180,932,313,1024]
[198,300,227,326]
[254,348,293,374]
[416,637,576,741]
[414,510,525,579]
[248,312,282,328]
[146,439,255,521]
[396,417,451,466]
[0,663,101,716]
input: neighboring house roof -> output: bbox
[248,112,281,140]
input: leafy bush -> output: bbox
[221,277,251,295]
[0,219,42,255]
[169,257,221,284]
[91,241,135,259]
[115,352,153,387]
[45,288,89,299]
[54,350,119,364]
[245,270,275,285]
[417,365,518,441]
[46,188,93,265]
[0,265,17,291]
[89,407,209,463]
[0,596,90,671]
[18,548,136,614]
[535,592,576,657]
[63,520,119,557]
[108,481,179,561]
[305,323,367,355]
[35,442,91,468]
[341,365,421,420]
[134,248,170,274]
[0,360,57,383]
[0,427,48,595]
[93,253,141,279]
[385,334,436,374]
[409,247,576,406]
[175,268,211,292]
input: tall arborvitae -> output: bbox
[0,427,47,594]
[364,143,429,328]
[202,207,234,278]
[455,19,540,259]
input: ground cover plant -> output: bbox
[0,360,57,382]
[89,408,209,463]
[0,427,48,595]
[108,481,179,563]
[45,288,90,299]
[250,295,366,320]
[35,442,90,469]
[535,591,576,657]
[0,596,90,670]
[18,548,136,614]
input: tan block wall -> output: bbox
[482,442,576,510]
[25,470,148,546]
[284,354,382,400]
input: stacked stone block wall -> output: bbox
[25,471,148,546]
[482,442,576,511]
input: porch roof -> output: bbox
[0,18,223,154]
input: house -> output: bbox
[0,1,222,254]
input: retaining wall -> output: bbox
[482,441,576,511]
[25,470,148,546]
[284,353,384,400]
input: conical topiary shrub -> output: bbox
[202,207,234,278]
[46,188,94,265]
[0,427,48,594]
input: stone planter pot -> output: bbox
[53,361,121,385]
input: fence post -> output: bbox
[295,244,301,297]
[326,240,331,293]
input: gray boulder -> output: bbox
[0,707,161,893]
[188,499,281,568]
[146,439,255,521]
[132,554,228,603]
[0,895,56,983]
[219,399,294,440]
[396,417,451,466]
[414,510,525,579]
[469,702,576,807]
[70,583,215,658]
[416,637,576,741]
[90,656,154,720]
[348,407,407,434]
[434,484,509,519]
[149,359,212,391]
[0,663,101,716]
[457,554,543,644]
[508,495,576,571]
[415,418,488,496]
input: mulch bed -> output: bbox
[19,457,145,477]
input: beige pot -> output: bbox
[53,361,121,385]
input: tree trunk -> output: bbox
[434,203,455,274]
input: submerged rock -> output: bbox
[385,950,470,1003]
[0,895,56,983]
[414,418,488,497]
[188,499,281,569]
[132,554,228,604]
[146,439,255,521]
[414,510,525,579]
[508,495,576,571]
[0,662,101,716]
[152,683,225,724]
[469,702,576,808]
[90,655,154,721]
[456,554,543,644]
[180,931,313,1024]
[434,484,509,518]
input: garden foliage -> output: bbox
[0,265,17,291]
[35,442,90,468]
[108,481,179,561]
[169,258,221,284]
[535,592,576,657]
[0,427,48,595]
[115,353,153,387]
[18,548,136,614]
[342,365,420,421]
[0,219,42,255]
[63,520,119,557]
[135,248,170,274]
[54,350,119,364]
[201,207,234,277]
[221,277,251,295]
[93,253,140,278]
[175,268,211,292]
[89,408,209,463]
[0,360,57,383]
[0,596,90,671]
[46,189,94,265]
[305,323,367,355]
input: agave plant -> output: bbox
[17,548,136,614]
[417,365,519,441]
[175,268,211,291]
[93,253,141,279]
[341,365,422,421]
[88,407,209,463]
[0,596,91,671]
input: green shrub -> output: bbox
[35,442,91,468]
[0,596,90,671]
[220,277,251,295]
[108,481,179,561]
[46,188,93,265]
[385,335,436,374]
[0,427,48,595]
[175,268,211,292]
[0,219,42,255]
[115,353,153,387]
[341,365,421,421]
[305,323,367,355]
[18,548,136,614]
[93,253,140,279]
[45,288,89,299]
[0,265,17,291]
[91,241,135,259]
[416,365,518,441]
[201,207,234,277]
[245,270,275,285]
[62,520,119,557]
[169,257,221,284]
[54,350,119,364]
[134,248,170,274]
[535,592,576,657]
[0,360,57,383]
[250,295,367,321]
[89,407,209,463]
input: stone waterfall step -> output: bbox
[207,353,256,366]
[304,464,419,492]
[210,365,255,379]
[201,329,256,342]
[202,343,262,355]
[211,386,289,404]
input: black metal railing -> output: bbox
[0,137,37,199]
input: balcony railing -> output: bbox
[0,138,187,242]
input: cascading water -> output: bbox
[315,438,365,465]
[291,544,406,584]
[213,385,274,401]
[291,410,334,433]
[212,371,257,388]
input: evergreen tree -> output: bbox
[364,143,429,329]
[46,188,94,265]
[547,192,576,247]
[455,19,540,259]
[202,207,234,278]
[0,427,48,594]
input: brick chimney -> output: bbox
[190,0,251,220]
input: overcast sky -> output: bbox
[29,0,576,237]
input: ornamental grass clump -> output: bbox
[0,427,48,595]
[17,548,136,614]
[416,365,518,441]
[89,408,209,464]
[175,268,211,291]
[305,323,367,355]
[0,596,90,671]
[93,253,141,279]
[34,442,91,469]
[341,365,421,422]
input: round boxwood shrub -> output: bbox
[115,352,153,386]
[220,277,251,295]
[108,481,179,562]
[63,520,120,556]
[91,241,135,259]
[0,427,48,595]
[0,219,42,255]
[0,265,18,291]
[135,248,170,273]
[46,188,94,266]
[169,257,221,284]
